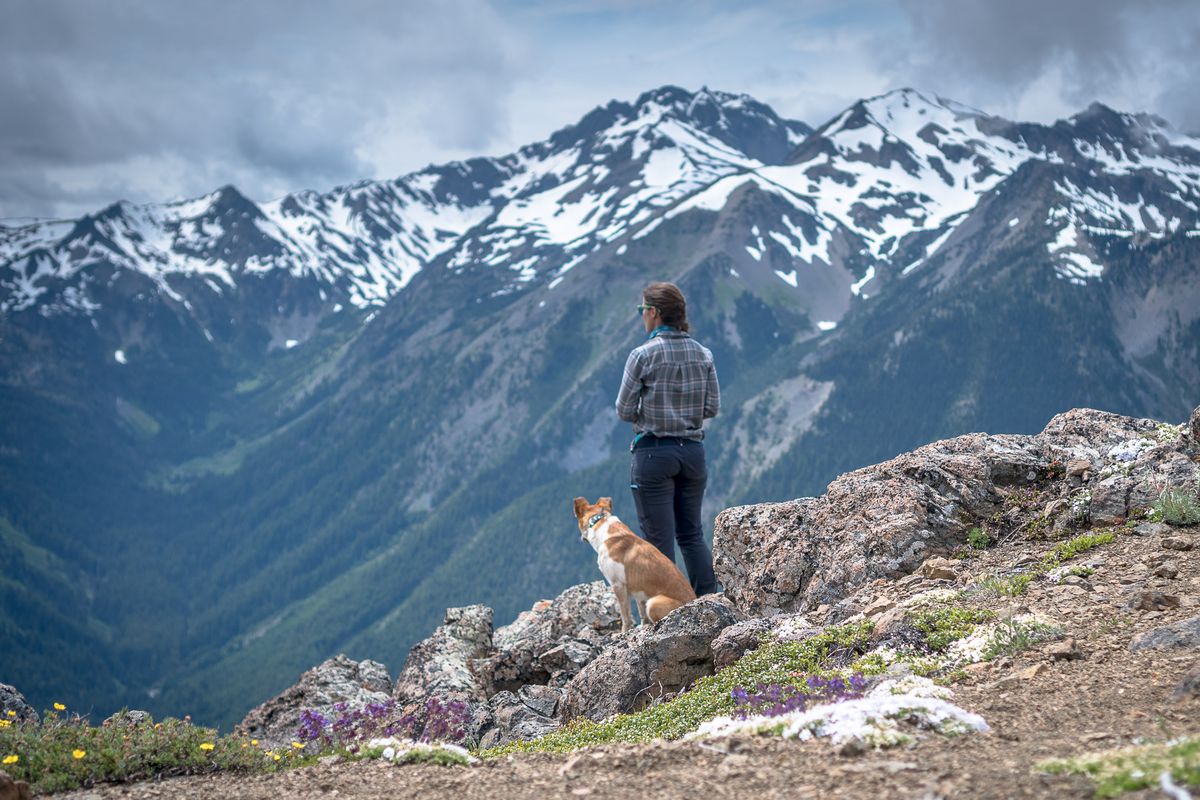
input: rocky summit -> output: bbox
[38,404,1191,798]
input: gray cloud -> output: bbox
[0,0,525,218]
[889,0,1200,129]
[4,0,1198,220]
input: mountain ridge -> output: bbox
[1,85,1198,730]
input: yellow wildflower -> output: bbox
[53,703,66,711]
[0,720,9,728]
[5,711,14,717]
[2,755,17,765]
[73,749,87,760]
[199,742,215,751]
[291,741,304,749]
[251,739,259,746]
[272,752,281,761]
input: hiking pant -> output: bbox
[629,437,719,596]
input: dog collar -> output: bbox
[587,512,609,529]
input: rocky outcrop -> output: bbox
[236,655,391,748]
[477,582,621,693]
[392,605,493,707]
[0,684,36,723]
[561,596,744,722]
[715,408,1200,616]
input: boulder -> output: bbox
[0,684,36,723]
[477,582,621,693]
[392,605,493,707]
[474,685,565,750]
[560,596,744,722]
[710,617,774,671]
[1190,404,1200,446]
[236,654,391,749]
[715,433,1043,614]
[1129,616,1200,652]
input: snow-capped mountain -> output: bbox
[0,86,807,317]
[666,89,1200,317]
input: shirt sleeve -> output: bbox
[615,350,643,422]
[703,357,720,419]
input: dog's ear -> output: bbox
[598,496,612,511]
[573,497,588,518]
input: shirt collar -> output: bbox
[648,325,681,340]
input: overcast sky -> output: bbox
[3,0,1198,219]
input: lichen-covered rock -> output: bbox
[392,604,493,706]
[235,654,391,748]
[474,685,565,750]
[0,684,36,723]
[560,596,745,722]
[710,617,774,671]
[715,433,1043,615]
[478,582,621,693]
[1190,404,1200,445]
[103,709,152,727]
[715,408,1199,616]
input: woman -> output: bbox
[614,282,720,596]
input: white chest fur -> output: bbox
[585,518,628,588]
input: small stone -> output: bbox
[1162,537,1195,551]
[1125,590,1181,611]
[1171,662,1200,702]
[103,709,151,727]
[1080,732,1115,743]
[1153,562,1180,580]
[1045,638,1083,661]
[1018,663,1049,679]
[963,662,990,677]
[1066,458,1092,479]
[837,737,867,757]
[1133,522,1169,537]
[863,597,897,618]
[919,557,959,582]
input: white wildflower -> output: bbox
[366,737,477,765]
[690,676,987,749]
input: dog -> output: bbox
[573,496,696,632]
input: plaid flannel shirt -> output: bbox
[615,330,720,440]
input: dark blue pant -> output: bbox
[629,438,719,596]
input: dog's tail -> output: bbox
[645,594,686,623]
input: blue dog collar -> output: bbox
[587,512,609,529]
